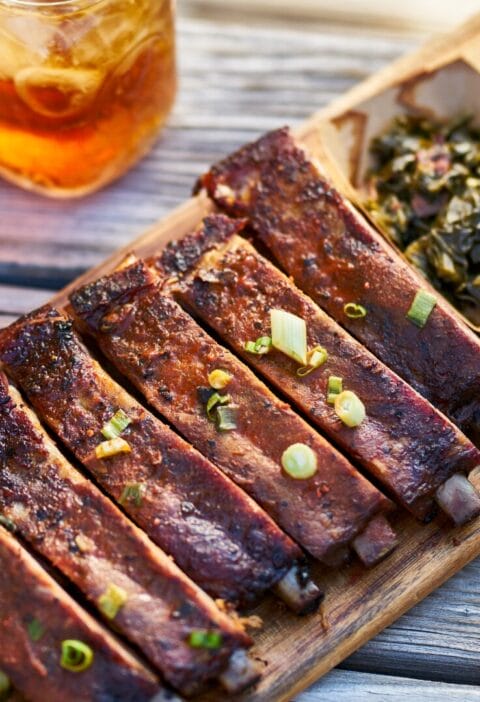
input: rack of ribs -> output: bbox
[197,127,480,446]
[0,309,317,617]
[0,525,165,702]
[69,257,397,569]
[158,214,480,526]
[0,371,258,696]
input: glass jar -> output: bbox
[0,0,176,197]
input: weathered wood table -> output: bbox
[1,5,479,700]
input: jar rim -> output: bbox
[0,0,105,10]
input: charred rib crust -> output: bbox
[163,224,480,519]
[0,306,299,607]
[199,127,480,444]
[70,263,391,564]
[0,527,160,702]
[0,377,248,694]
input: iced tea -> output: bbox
[0,0,176,197]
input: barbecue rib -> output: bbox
[197,127,480,445]
[0,525,163,702]
[70,258,397,568]
[0,371,254,696]
[0,308,313,616]
[158,215,480,524]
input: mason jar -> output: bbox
[0,0,176,197]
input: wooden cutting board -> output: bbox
[48,14,480,702]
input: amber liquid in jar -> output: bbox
[0,0,176,197]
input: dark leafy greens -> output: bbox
[365,114,480,323]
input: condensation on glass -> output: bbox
[0,0,176,197]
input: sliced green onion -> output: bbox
[27,617,44,642]
[0,671,11,699]
[187,630,223,649]
[101,409,131,440]
[98,583,128,620]
[60,640,94,673]
[119,483,144,508]
[297,345,328,376]
[406,289,437,328]
[244,336,272,355]
[344,303,367,319]
[281,443,318,479]
[206,392,231,420]
[95,437,131,459]
[327,376,343,404]
[271,309,307,365]
[208,369,232,390]
[216,405,238,431]
[0,515,16,532]
[334,390,366,428]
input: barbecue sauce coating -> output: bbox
[161,217,480,519]
[197,127,480,444]
[0,308,297,607]
[70,258,391,565]
[0,375,248,694]
[0,526,160,702]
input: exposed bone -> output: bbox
[352,515,398,567]
[435,473,480,526]
[219,650,262,694]
[273,564,323,615]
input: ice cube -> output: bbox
[14,65,103,118]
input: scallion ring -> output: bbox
[344,303,367,319]
[208,369,232,390]
[281,443,318,479]
[206,392,231,420]
[119,483,145,508]
[0,671,11,698]
[95,437,131,459]
[101,409,131,440]
[327,376,343,404]
[297,345,328,376]
[244,336,272,355]
[216,405,238,431]
[187,630,223,649]
[271,309,307,364]
[406,289,437,328]
[60,640,94,673]
[98,583,128,620]
[334,390,366,428]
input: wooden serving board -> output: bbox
[45,14,480,702]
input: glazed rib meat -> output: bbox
[0,308,308,617]
[69,257,397,569]
[0,525,162,702]
[159,215,480,524]
[0,372,252,696]
[198,127,480,445]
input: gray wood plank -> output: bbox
[0,15,416,288]
[296,669,480,701]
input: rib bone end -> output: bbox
[273,564,323,615]
[219,650,262,694]
[435,473,480,526]
[352,515,398,567]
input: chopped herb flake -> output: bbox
[187,630,223,649]
[119,483,145,508]
[101,409,131,440]
[406,289,437,328]
[27,618,44,642]
[96,437,131,459]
